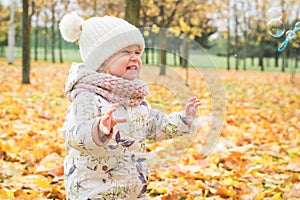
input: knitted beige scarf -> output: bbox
[66,64,149,107]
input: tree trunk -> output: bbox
[59,39,63,63]
[275,52,279,67]
[145,48,149,64]
[182,38,189,68]
[159,29,167,75]
[227,17,231,71]
[44,25,48,61]
[243,30,247,70]
[151,38,155,64]
[280,0,286,72]
[258,37,264,71]
[143,37,149,64]
[51,1,56,63]
[22,0,30,84]
[58,24,63,63]
[34,14,39,61]
[0,46,4,57]
[290,48,297,83]
[8,0,15,65]
[182,38,189,86]
[173,49,177,66]
[178,47,182,66]
[296,48,298,69]
[242,5,247,71]
[234,1,239,71]
[93,0,97,16]
[125,0,140,27]
[281,50,286,72]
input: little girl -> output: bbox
[59,12,200,199]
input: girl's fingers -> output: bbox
[186,98,201,110]
[189,97,197,101]
[103,115,112,131]
[186,98,195,105]
[106,106,117,115]
[111,118,127,127]
[187,97,200,105]
[105,103,120,115]
[115,118,127,123]
[102,127,110,135]
[194,101,201,107]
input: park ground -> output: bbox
[0,59,299,199]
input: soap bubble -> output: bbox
[277,27,299,52]
[266,7,282,19]
[285,30,296,41]
[278,40,289,52]
[293,21,300,32]
[270,17,299,52]
[267,18,285,38]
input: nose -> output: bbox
[130,56,137,61]
[129,52,139,60]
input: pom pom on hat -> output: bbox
[59,12,84,42]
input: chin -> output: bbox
[122,72,139,80]
[123,76,138,80]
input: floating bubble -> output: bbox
[274,20,299,53]
[277,29,297,53]
[267,18,285,38]
[293,21,300,32]
[266,7,282,19]
[285,30,296,41]
[278,40,289,52]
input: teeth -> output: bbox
[127,66,137,70]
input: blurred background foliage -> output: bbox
[0,0,299,75]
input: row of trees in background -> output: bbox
[0,0,299,83]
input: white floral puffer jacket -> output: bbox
[62,91,191,200]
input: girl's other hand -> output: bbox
[185,97,201,126]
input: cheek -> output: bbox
[107,59,127,76]
[137,58,143,67]
[109,65,123,76]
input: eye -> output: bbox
[121,50,130,54]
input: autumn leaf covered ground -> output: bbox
[0,59,299,199]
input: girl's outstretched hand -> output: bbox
[185,97,201,126]
[99,104,126,143]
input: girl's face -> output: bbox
[103,45,142,80]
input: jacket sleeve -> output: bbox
[146,108,193,141]
[62,92,107,154]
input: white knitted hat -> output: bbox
[59,12,145,71]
